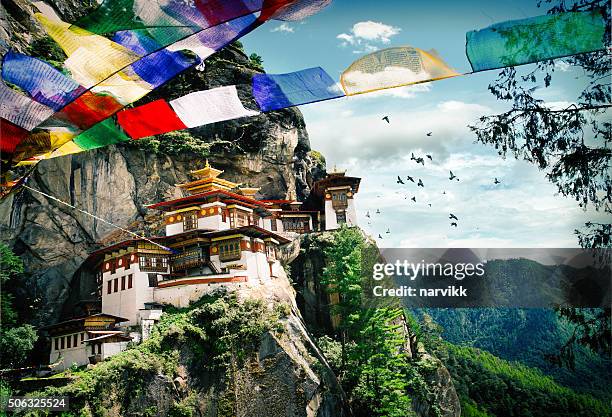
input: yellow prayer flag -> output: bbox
[340,46,460,96]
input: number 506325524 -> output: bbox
[5,397,69,411]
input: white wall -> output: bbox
[346,198,358,227]
[102,341,130,360]
[49,332,89,371]
[102,267,154,326]
[324,200,338,230]
[165,222,183,236]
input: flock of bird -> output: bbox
[367,116,503,240]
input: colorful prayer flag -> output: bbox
[117,99,187,139]
[1,51,86,111]
[253,67,343,112]
[169,85,259,128]
[466,10,607,72]
[340,46,460,96]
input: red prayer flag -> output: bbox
[0,119,29,154]
[55,91,124,130]
[117,99,187,139]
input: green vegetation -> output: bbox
[248,53,264,70]
[0,244,38,370]
[128,131,214,157]
[314,226,420,417]
[26,36,67,71]
[445,343,611,417]
[23,292,282,416]
[308,150,326,168]
[422,308,612,400]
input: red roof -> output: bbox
[147,189,270,211]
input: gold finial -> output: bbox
[205,159,210,168]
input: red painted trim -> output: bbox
[148,190,268,211]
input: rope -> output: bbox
[22,184,172,252]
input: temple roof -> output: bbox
[147,189,271,213]
[165,225,291,245]
[176,161,240,194]
[312,172,361,195]
[40,313,128,332]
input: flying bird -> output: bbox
[494,178,501,184]
[426,154,432,160]
[366,211,371,218]
[417,157,425,166]
[378,234,383,239]
[450,222,458,227]
[410,152,416,161]
[406,175,415,183]
[426,132,432,136]
[417,179,424,187]
[386,228,390,234]
[411,196,417,202]
[449,214,458,221]
[428,203,432,207]
[376,209,381,214]
[382,116,390,123]
[397,176,405,185]
[449,171,459,181]
[442,191,446,195]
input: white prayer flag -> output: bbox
[169,85,259,128]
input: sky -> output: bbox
[241,0,609,248]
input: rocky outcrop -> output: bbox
[0,1,326,327]
[289,231,461,417]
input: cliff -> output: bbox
[0,2,460,416]
[0,1,325,327]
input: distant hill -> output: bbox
[422,308,611,401]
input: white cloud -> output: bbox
[337,21,401,53]
[352,21,401,43]
[271,23,295,33]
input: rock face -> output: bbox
[290,232,461,417]
[0,1,325,326]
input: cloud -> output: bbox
[307,99,493,165]
[271,23,295,33]
[337,21,401,52]
[352,21,401,43]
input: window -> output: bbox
[336,212,346,224]
[91,344,95,355]
[121,275,126,291]
[266,244,276,261]
[67,336,71,349]
[270,217,277,231]
[222,209,227,222]
[73,334,78,347]
[107,280,112,294]
[148,274,158,287]
[139,255,168,272]
[113,278,118,293]
[171,247,207,271]
[97,344,102,354]
[331,191,348,209]
[236,212,249,227]
[219,240,241,262]
[128,274,133,289]
[60,337,65,349]
[81,333,85,344]
[183,211,198,231]
[282,218,310,233]
[54,338,59,351]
